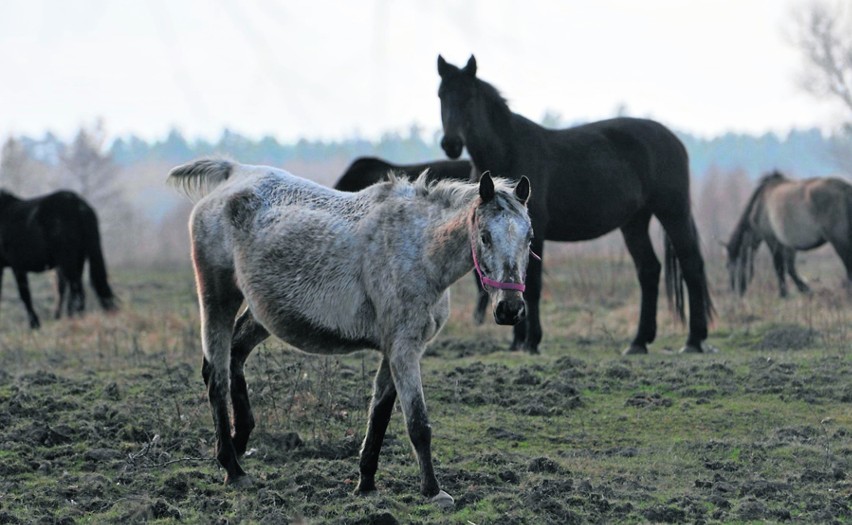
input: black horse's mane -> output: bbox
[473,76,512,127]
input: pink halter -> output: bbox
[469,212,541,292]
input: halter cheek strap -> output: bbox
[469,212,541,293]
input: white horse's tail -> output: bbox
[168,158,235,200]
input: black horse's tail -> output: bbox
[84,208,117,311]
[664,219,715,325]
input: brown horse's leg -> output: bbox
[388,343,452,506]
[512,237,545,353]
[826,238,852,285]
[230,309,269,457]
[12,269,40,329]
[783,248,810,293]
[356,357,396,495]
[620,212,660,355]
[658,215,711,353]
[766,240,789,298]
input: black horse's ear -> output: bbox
[479,172,495,202]
[514,176,531,205]
[438,55,453,77]
[463,55,477,76]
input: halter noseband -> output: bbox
[469,210,541,293]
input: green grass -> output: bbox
[0,255,849,523]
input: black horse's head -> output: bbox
[437,55,479,160]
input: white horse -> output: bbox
[168,159,532,507]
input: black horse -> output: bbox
[0,190,117,328]
[335,156,497,323]
[437,55,714,354]
[335,156,473,191]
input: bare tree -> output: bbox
[791,1,852,171]
[792,1,852,112]
[0,137,56,195]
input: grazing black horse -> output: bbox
[437,55,714,354]
[335,156,495,322]
[334,156,473,191]
[0,190,117,328]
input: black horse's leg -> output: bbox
[356,357,397,495]
[512,238,545,353]
[54,271,67,319]
[620,212,660,355]
[388,343,452,506]
[230,309,269,457]
[67,277,86,316]
[658,215,711,353]
[783,248,810,293]
[472,272,490,325]
[766,240,789,298]
[12,269,40,329]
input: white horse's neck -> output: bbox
[424,203,476,291]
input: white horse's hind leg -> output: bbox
[388,341,454,507]
[194,257,246,485]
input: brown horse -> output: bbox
[726,170,852,297]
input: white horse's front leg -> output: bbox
[388,340,454,508]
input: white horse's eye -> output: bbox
[481,231,492,246]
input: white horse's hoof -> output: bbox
[430,490,454,508]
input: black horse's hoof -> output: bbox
[511,342,539,354]
[355,487,379,498]
[29,318,41,330]
[679,344,703,354]
[225,473,253,488]
[472,309,486,325]
[622,344,647,355]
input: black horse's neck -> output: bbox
[465,80,515,176]
[0,191,22,213]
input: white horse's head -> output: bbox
[470,173,533,325]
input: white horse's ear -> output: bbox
[479,172,495,202]
[463,55,477,76]
[438,55,454,77]
[515,176,531,205]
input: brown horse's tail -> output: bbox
[84,208,117,311]
[664,218,715,325]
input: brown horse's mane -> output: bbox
[727,170,787,292]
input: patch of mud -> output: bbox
[752,323,819,351]
[426,337,505,358]
[625,392,673,409]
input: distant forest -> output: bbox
[14,123,851,181]
[1,120,850,267]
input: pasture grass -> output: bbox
[0,246,849,523]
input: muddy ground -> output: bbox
[0,267,850,523]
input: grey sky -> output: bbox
[0,0,841,142]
